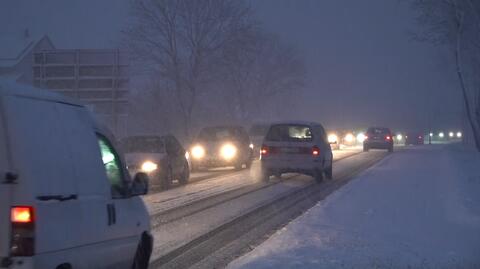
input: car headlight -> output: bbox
[344,133,354,143]
[356,133,366,143]
[396,134,403,141]
[191,145,205,159]
[141,161,158,173]
[249,143,254,149]
[328,134,338,144]
[220,144,237,160]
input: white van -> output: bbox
[0,80,152,269]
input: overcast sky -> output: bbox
[0,0,464,132]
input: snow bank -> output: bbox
[228,144,480,269]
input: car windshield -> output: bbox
[265,124,313,142]
[121,137,164,153]
[196,127,238,141]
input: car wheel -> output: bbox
[179,162,189,185]
[363,145,369,152]
[234,162,243,171]
[261,169,271,182]
[325,164,333,180]
[314,169,324,183]
[161,167,173,190]
[246,159,253,169]
[132,234,153,269]
[388,146,393,153]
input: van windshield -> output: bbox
[265,124,313,142]
[121,137,165,153]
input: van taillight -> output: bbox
[10,206,35,256]
[312,146,320,156]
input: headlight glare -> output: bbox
[221,144,237,160]
[141,161,158,173]
[191,145,206,159]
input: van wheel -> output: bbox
[314,170,324,183]
[179,162,189,185]
[132,234,153,269]
[161,167,173,190]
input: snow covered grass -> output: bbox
[228,144,480,269]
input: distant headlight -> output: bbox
[328,134,338,144]
[396,134,403,141]
[191,145,205,159]
[141,161,158,173]
[356,133,366,143]
[344,133,354,143]
[456,132,462,138]
[220,143,237,160]
[249,143,254,149]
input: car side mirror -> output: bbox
[131,172,149,196]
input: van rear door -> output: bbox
[0,99,12,260]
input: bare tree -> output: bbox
[219,31,306,122]
[412,0,480,150]
[124,0,255,138]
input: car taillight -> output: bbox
[10,206,35,256]
[312,146,320,156]
[385,135,391,140]
[261,145,269,156]
[364,135,368,140]
[418,136,422,139]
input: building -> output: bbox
[0,30,54,83]
[33,49,129,135]
[0,31,129,136]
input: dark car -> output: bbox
[121,135,190,190]
[363,127,394,152]
[405,132,425,145]
[190,126,254,171]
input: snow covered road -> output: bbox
[228,144,480,269]
[146,147,385,267]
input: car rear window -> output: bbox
[367,128,390,135]
[265,124,313,142]
[121,137,165,153]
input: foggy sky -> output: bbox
[1,0,464,132]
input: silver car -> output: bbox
[260,121,333,182]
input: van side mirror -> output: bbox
[131,172,149,196]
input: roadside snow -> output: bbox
[228,144,480,269]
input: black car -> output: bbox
[363,127,394,152]
[190,126,254,171]
[405,132,425,145]
[121,135,190,190]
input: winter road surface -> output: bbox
[144,147,390,268]
[228,144,480,269]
